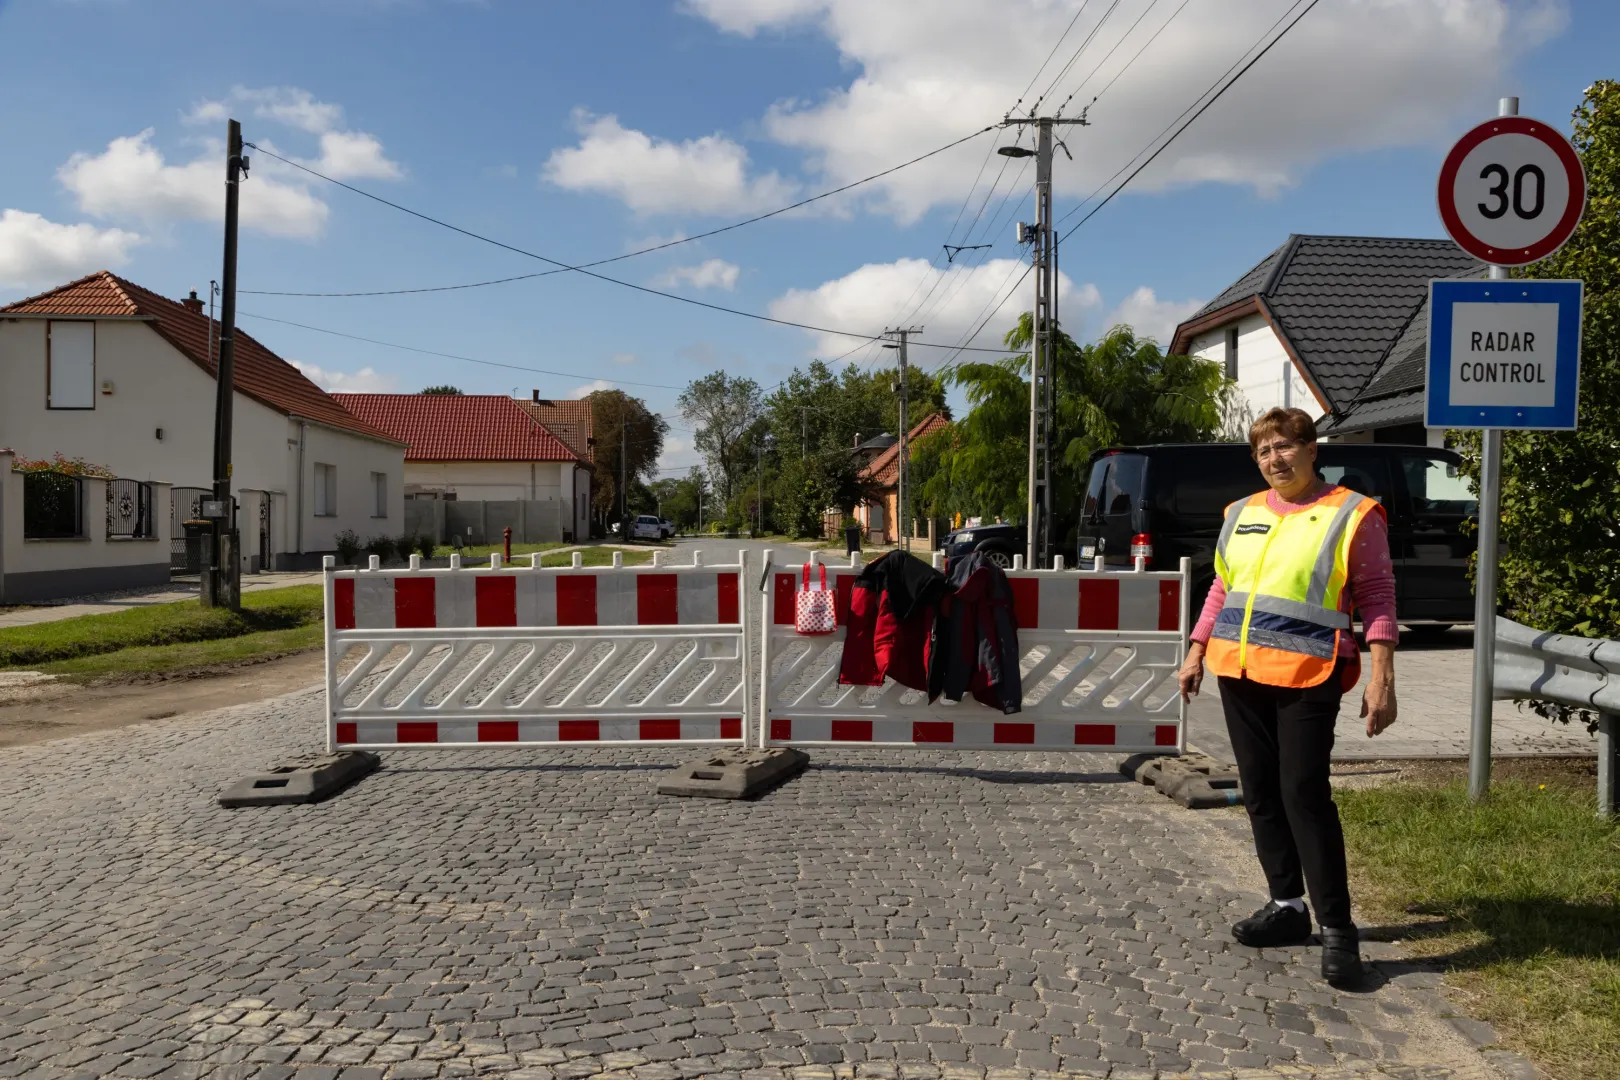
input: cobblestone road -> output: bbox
[0,686,1520,1080]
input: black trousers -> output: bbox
[1218,664,1353,929]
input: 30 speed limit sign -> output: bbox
[1437,115,1586,265]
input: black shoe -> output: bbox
[1320,925,1364,988]
[1233,901,1313,948]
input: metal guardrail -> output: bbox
[1493,616,1619,818]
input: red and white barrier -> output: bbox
[324,550,749,750]
[759,551,1188,753]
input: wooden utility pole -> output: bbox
[883,327,922,553]
[205,119,245,609]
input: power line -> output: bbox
[239,142,1016,356]
[1086,0,1196,107]
[1035,0,1123,114]
[241,126,993,299]
[1012,0,1097,117]
[236,309,687,390]
[1051,0,1171,118]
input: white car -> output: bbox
[630,515,664,541]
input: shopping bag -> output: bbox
[794,562,837,635]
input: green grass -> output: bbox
[1338,778,1620,1080]
[0,585,324,669]
[537,548,655,568]
[35,624,325,679]
[427,541,569,559]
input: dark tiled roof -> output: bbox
[1175,236,1482,415]
[518,398,593,463]
[1,271,402,444]
[333,393,582,463]
[1318,390,1425,434]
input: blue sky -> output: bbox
[0,0,1609,475]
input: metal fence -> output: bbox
[1494,615,1619,817]
[105,479,154,539]
[21,472,82,539]
[170,486,212,574]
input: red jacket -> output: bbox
[837,553,949,692]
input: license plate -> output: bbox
[1078,544,1095,559]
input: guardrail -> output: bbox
[1493,615,1619,818]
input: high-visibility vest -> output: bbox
[1206,485,1382,689]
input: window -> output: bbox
[1223,325,1239,381]
[1102,454,1148,516]
[314,464,337,517]
[1402,455,1478,517]
[48,321,95,409]
[371,471,387,518]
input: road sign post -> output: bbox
[1432,97,1586,801]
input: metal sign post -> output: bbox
[1431,97,1587,801]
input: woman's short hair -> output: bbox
[1248,407,1318,455]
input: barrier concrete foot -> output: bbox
[1120,751,1243,809]
[218,751,380,808]
[659,748,809,799]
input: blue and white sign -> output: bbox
[1425,278,1583,430]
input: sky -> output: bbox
[0,0,1611,478]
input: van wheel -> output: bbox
[981,547,1013,569]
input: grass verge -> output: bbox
[1338,765,1619,1080]
[35,625,324,680]
[0,585,323,669]
[537,548,655,568]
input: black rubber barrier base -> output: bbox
[218,751,381,808]
[1120,750,1244,809]
[659,748,810,799]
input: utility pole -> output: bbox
[1001,114,1086,568]
[883,327,922,554]
[619,408,627,531]
[205,119,246,610]
[757,439,765,537]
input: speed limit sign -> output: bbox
[1437,115,1586,265]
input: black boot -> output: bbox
[1233,901,1312,948]
[1320,925,1363,988]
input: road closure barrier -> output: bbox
[758,551,1188,752]
[324,550,748,749]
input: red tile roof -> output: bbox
[517,397,593,464]
[332,393,584,463]
[860,413,950,487]
[1,271,402,444]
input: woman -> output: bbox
[1177,407,1398,989]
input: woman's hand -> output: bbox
[1179,641,1207,702]
[1362,641,1397,736]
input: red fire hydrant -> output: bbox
[503,526,512,561]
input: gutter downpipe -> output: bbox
[296,421,307,556]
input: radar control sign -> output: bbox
[1425,278,1582,430]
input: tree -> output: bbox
[679,372,762,509]
[918,315,1230,547]
[420,385,462,395]
[587,390,668,528]
[1455,80,1620,640]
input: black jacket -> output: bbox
[928,551,1022,713]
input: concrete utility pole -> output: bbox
[1001,114,1086,568]
[619,408,628,531]
[205,119,246,610]
[883,327,922,554]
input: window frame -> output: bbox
[1223,325,1239,381]
[313,463,338,517]
[370,471,387,518]
[46,320,97,411]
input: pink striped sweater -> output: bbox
[1191,484,1399,656]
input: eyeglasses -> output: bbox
[1254,440,1303,462]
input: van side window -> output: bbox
[1318,453,1395,506]
[1403,455,1477,517]
[1083,460,1110,518]
[1103,454,1147,516]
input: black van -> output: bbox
[1075,443,1479,636]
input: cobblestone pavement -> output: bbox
[0,688,1523,1080]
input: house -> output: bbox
[1168,235,1484,444]
[855,413,949,545]
[332,393,592,543]
[0,271,406,600]
[517,392,593,464]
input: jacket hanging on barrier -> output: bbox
[838,551,951,692]
[928,550,1023,714]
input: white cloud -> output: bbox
[568,379,614,398]
[768,257,1098,360]
[680,0,1566,221]
[292,361,397,393]
[187,86,404,181]
[58,129,331,239]
[611,352,638,365]
[653,258,741,291]
[543,111,796,215]
[1103,286,1205,345]
[0,209,144,290]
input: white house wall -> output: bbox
[0,317,403,570]
[405,460,570,502]
[1188,314,1317,423]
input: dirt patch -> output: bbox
[1330,756,1598,790]
[0,650,324,750]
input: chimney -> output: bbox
[532,389,540,403]
[181,290,204,315]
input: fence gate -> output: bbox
[760,552,1187,752]
[170,486,211,574]
[325,552,748,749]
